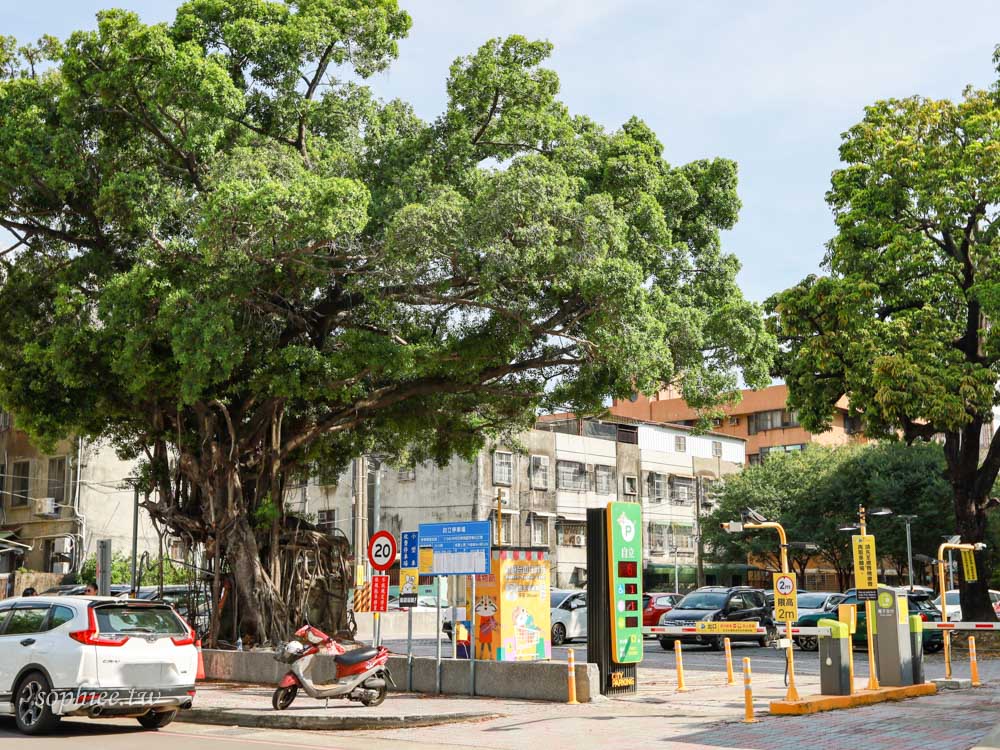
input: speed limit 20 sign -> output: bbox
[773,572,798,623]
[368,530,398,572]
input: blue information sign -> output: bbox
[400,531,419,569]
[418,521,492,576]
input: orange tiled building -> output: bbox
[611,384,866,465]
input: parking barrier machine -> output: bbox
[874,586,913,687]
[817,619,852,696]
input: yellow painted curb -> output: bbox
[770,683,937,715]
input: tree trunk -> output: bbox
[954,489,997,622]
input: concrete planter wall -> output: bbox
[201,649,598,703]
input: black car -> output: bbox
[657,586,775,651]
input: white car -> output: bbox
[0,596,198,735]
[933,589,1000,621]
[550,590,587,646]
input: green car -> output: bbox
[793,589,944,653]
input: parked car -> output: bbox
[41,584,132,597]
[0,595,198,734]
[133,585,210,636]
[642,592,682,627]
[794,588,944,652]
[550,590,587,646]
[657,586,775,651]
[932,589,1000,621]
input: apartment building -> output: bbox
[611,384,866,465]
[0,416,159,577]
[305,416,747,589]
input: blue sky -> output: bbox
[6,0,1000,302]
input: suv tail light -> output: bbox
[69,608,129,647]
[171,627,197,646]
[920,613,929,622]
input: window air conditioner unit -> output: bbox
[33,497,58,516]
[571,534,585,547]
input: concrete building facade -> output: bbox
[0,425,160,577]
[305,416,746,589]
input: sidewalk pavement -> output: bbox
[181,668,1000,750]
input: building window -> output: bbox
[759,444,807,461]
[556,460,588,491]
[648,472,667,502]
[671,524,695,550]
[47,457,66,505]
[397,467,416,481]
[557,522,586,547]
[531,517,549,545]
[747,409,799,435]
[317,509,337,531]
[11,461,29,507]
[748,454,761,466]
[671,476,695,504]
[648,523,667,552]
[493,451,513,486]
[616,425,639,444]
[674,435,687,452]
[729,416,740,426]
[595,465,615,495]
[623,475,638,495]
[496,512,513,545]
[712,440,723,458]
[711,418,723,427]
[530,455,550,490]
[844,414,863,435]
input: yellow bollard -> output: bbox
[969,636,981,688]
[674,639,688,692]
[742,657,757,723]
[566,648,579,704]
[945,630,952,680]
[724,637,735,686]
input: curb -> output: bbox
[769,683,937,715]
[971,721,1000,750]
[176,707,502,731]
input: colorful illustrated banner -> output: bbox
[469,549,550,662]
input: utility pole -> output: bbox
[130,487,139,596]
[353,457,369,583]
[695,475,705,588]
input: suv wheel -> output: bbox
[708,637,723,651]
[659,637,675,651]
[137,709,178,729]
[14,671,60,735]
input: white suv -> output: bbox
[0,596,198,734]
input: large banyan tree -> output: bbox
[0,1,773,642]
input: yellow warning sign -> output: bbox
[773,572,798,623]
[419,547,434,574]
[852,535,878,599]
[695,621,761,635]
[962,548,979,583]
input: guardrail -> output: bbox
[642,625,833,637]
[925,621,1000,631]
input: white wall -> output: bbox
[637,424,744,464]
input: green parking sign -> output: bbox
[606,501,643,663]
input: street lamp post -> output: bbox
[898,515,918,590]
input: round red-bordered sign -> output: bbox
[367,530,397,572]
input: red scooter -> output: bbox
[272,624,394,710]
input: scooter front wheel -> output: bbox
[361,682,387,708]
[272,685,298,711]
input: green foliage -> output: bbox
[79,552,191,586]
[0,2,775,634]
[704,443,954,585]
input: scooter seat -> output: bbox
[335,647,379,666]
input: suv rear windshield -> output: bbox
[675,592,728,610]
[95,605,186,635]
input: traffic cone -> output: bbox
[195,639,206,681]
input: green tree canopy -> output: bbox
[704,443,955,591]
[769,84,1000,620]
[0,2,774,640]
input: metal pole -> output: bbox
[406,600,413,691]
[435,577,442,694]
[695,474,705,588]
[860,506,879,691]
[451,576,458,660]
[905,519,914,590]
[130,487,139,597]
[673,544,679,592]
[948,550,955,591]
[373,461,381,534]
[470,574,477,696]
